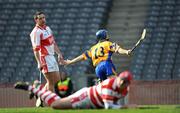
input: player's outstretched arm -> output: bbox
[64,54,84,65]
[117,47,131,56]
[113,43,131,56]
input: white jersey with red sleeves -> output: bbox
[30,25,59,73]
[30,25,55,56]
[88,77,128,108]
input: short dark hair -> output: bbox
[34,11,45,20]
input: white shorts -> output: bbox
[69,87,96,109]
[40,55,59,73]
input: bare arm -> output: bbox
[54,42,64,64]
[65,54,84,65]
[54,42,63,56]
[113,43,131,55]
[33,51,42,70]
[117,47,129,55]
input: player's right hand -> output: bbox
[127,49,132,56]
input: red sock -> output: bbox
[28,85,60,106]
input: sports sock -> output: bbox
[28,85,60,106]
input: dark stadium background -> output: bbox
[0,0,180,108]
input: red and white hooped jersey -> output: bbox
[88,77,128,108]
[30,25,55,56]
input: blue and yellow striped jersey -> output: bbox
[82,41,116,66]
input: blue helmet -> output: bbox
[96,29,109,41]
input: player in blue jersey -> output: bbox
[64,29,131,81]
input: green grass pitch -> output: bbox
[0,105,179,113]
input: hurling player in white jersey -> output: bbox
[30,11,65,96]
[15,70,138,109]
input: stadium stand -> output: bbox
[0,0,180,84]
[0,0,112,83]
[130,0,180,80]
[107,0,149,74]
[1,0,180,108]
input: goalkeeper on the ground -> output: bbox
[14,71,137,109]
